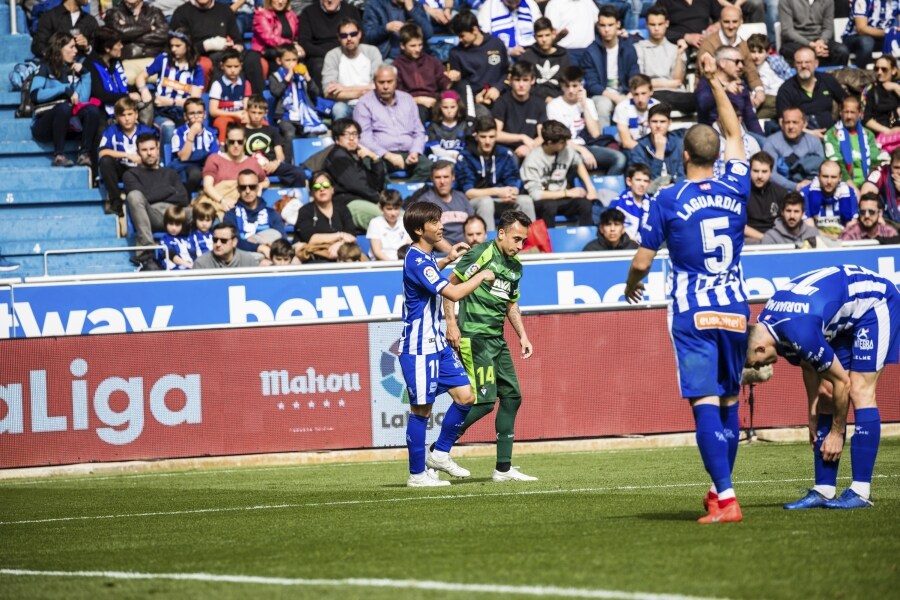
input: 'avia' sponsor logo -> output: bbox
[0,359,201,445]
[260,367,361,396]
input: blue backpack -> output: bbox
[9,61,40,91]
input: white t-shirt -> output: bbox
[605,44,619,90]
[366,216,411,260]
[338,53,373,105]
[546,97,599,144]
[543,0,599,49]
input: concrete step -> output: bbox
[0,205,117,241]
[0,116,32,137]
[4,237,130,256]
[0,139,82,156]
[2,187,103,204]
[0,89,21,108]
[0,165,92,190]
[0,35,33,62]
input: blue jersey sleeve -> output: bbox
[407,255,449,296]
[774,316,835,372]
[639,196,665,250]
[721,159,751,201]
[145,54,164,78]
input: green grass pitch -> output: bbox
[1,439,899,600]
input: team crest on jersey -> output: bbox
[423,266,439,283]
[465,264,480,278]
[731,162,748,176]
[487,52,501,65]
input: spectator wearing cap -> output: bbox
[354,64,432,181]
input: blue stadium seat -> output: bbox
[590,175,626,196]
[163,143,172,167]
[386,181,426,199]
[355,234,371,256]
[547,226,596,253]
[292,137,334,167]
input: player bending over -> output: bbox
[747,265,900,509]
[400,201,496,487]
[624,49,750,524]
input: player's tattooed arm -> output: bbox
[506,302,533,358]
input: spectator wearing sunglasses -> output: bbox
[198,124,269,220]
[839,193,898,241]
[294,171,358,261]
[194,222,263,268]
[223,169,287,260]
[695,46,764,140]
[322,18,383,121]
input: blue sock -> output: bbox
[850,407,881,484]
[693,404,733,495]
[813,414,840,487]
[721,403,740,473]
[435,402,472,452]
[406,413,428,474]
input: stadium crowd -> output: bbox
[13,0,900,271]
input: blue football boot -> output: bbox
[783,489,830,510]
[823,488,873,509]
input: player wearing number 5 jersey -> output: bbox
[400,201,496,488]
[625,49,750,524]
[438,211,536,482]
[747,265,900,509]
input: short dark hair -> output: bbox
[782,191,805,211]
[164,205,188,226]
[399,23,423,45]
[378,189,403,208]
[646,5,668,19]
[891,146,900,164]
[225,123,245,137]
[598,5,619,21]
[533,17,553,34]
[498,210,532,232]
[237,169,259,183]
[338,17,361,32]
[750,151,774,169]
[184,97,205,112]
[218,48,242,65]
[560,65,584,85]
[136,132,159,146]
[212,222,238,237]
[270,238,295,261]
[246,93,267,110]
[114,96,138,116]
[332,117,361,138]
[626,164,651,179]
[404,201,443,242]
[464,214,487,231]
[599,208,625,226]
[648,103,671,120]
[431,160,456,176]
[275,43,298,59]
[473,114,497,133]
[859,192,884,209]
[450,10,479,35]
[541,119,571,144]
[509,60,536,79]
[93,27,122,55]
[746,33,768,52]
[628,74,652,92]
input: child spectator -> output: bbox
[582,208,639,251]
[337,241,365,262]
[396,243,411,260]
[518,17,569,101]
[448,10,509,114]
[270,237,300,265]
[136,29,204,146]
[610,164,651,242]
[625,102,686,184]
[613,74,659,151]
[244,94,308,187]
[425,91,470,163]
[394,23,453,124]
[746,33,791,120]
[189,201,217,259]
[157,205,194,270]
[520,119,597,226]
[208,48,252,142]
[546,65,626,175]
[98,97,155,216]
[492,61,547,160]
[366,190,412,260]
[268,43,328,158]
[171,98,219,195]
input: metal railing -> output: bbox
[43,245,168,277]
[8,0,17,35]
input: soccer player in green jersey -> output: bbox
[428,210,537,482]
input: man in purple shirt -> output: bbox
[353,64,432,181]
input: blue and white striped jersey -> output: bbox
[172,124,219,163]
[844,0,896,38]
[758,265,899,371]
[611,189,647,242]
[144,53,204,101]
[99,123,156,166]
[640,159,750,313]
[400,246,449,356]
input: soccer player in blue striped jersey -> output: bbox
[625,50,750,524]
[747,265,900,509]
[400,201,496,487]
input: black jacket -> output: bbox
[322,145,386,205]
[582,233,639,252]
[31,4,99,58]
[104,2,169,59]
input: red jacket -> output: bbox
[251,9,300,53]
[393,53,451,100]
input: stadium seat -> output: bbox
[163,143,172,167]
[834,17,848,43]
[547,226,596,253]
[355,234,371,256]
[386,181,426,200]
[292,137,334,167]
[737,22,766,41]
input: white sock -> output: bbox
[813,485,836,499]
[709,484,717,496]
[849,481,871,499]
[718,488,735,501]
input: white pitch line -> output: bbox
[0,568,727,600]
[1,474,894,527]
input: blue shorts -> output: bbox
[832,295,900,373]
[400,345,471,406]
[669,303,750,399]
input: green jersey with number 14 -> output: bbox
[452,240,523,337]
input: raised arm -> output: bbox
[698,53,744,162]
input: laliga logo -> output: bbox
[0,359,202,445]
[379,338,409,403]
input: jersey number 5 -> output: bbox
[701,217,734,273]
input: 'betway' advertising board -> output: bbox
[1,247,898,338]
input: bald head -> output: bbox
[683,123,720,169]
[720,6,742,40]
